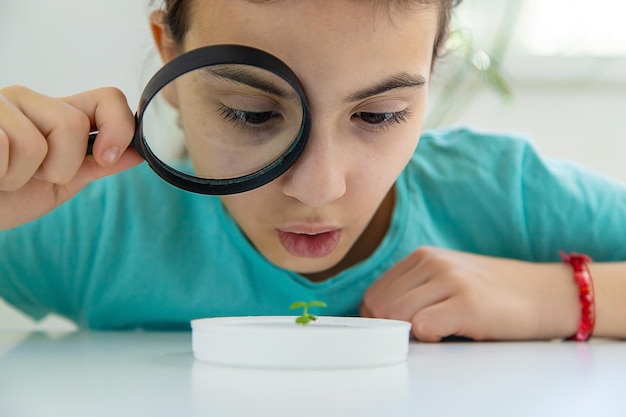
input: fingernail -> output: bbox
[102,147,120,164]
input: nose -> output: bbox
[280,125,347,207]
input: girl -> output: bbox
[1,0,625,341]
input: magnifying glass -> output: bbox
[88,45,311,195]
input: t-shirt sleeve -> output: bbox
[0,183,107,322]
[412,128,626,263]
[0,155,153,324]
[519,140,626,262]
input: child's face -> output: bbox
[167,0,437,280]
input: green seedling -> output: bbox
[289,300,327,326]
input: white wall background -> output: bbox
[445,0,626,182]
[1,0,625,330]
[1,0,156,330]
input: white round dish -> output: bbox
[191,316,411,369]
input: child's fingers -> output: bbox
[0,127,8,178]
[0,86,142,230]
[363,248,443,318]
[359,303,374,318]
[2,85,97,186]
[33,102,92,184]
[0,88,48,190]
[383,279,452,322]
[410,299,470,342]
[61,87,135,167]
[1,85,136,185]
[366,249,426,295]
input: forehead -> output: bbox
[182,0,438,51]
[181,0,438,100]
[241,0,438,14]
[183,0,439,43]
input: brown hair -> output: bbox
[158,0,462,58]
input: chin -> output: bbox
[268,251,342,275]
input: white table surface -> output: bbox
[0,331,624,417]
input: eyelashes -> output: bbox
[219,105,283,134]
[219,106,412,135]
[352,109,412,132]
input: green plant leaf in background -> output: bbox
[425,0,522,129]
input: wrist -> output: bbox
[536,262,580,339]
[560,252,595,341]
[583,262,626,338]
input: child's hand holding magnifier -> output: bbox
[0,86,141,230]
[0,45,311,231]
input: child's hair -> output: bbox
[156,0,463,60]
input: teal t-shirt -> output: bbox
[2,128,626,329]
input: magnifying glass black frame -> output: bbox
[89,45,311,195]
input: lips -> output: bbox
[277,228,341,258]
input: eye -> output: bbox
[352,109,411,131]
[221,108,278,125]
[219,106,282,133]
[357,112,396,124]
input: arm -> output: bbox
[361,246,626,341]
[362,131,626,342]
[590,262,626,338]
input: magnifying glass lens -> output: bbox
[88,45,310,195]
[142,64,304,181]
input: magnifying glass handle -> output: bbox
[87,132,97,155]
[87,132,134,155]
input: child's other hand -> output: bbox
[0,86,143,230]
[361,246,580,342]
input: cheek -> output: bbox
[220,194,270,249]
[348,101,425,177]
[219,185,278,231]
[342,138,416,221]
[220,194,257,226]
[356,130,420,185]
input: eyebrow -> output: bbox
[345,73,427,103]
[200,65,300,102]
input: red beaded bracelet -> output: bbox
[560,251,595,341]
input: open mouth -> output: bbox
[277,229,341,258]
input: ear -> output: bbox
[150,10,180,63]
[149,10,179,108]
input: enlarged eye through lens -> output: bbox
[90,45,311,195]
[219,106,283,132]
[142,63,306,181]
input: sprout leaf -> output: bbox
[289,301,307,310]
